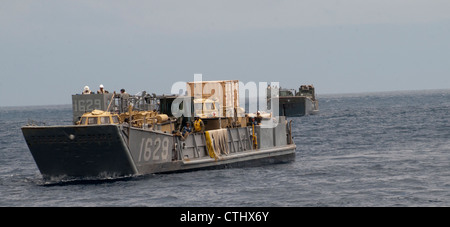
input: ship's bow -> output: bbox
[21,125,137,181]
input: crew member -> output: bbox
[181,122,192,140]
[119,88,129,98]
[256,111,263,125]
[193,116,205,133]
[250,117,257,126]
[82,86,93,94]
[115,88,130,113]
[97,84,109,94]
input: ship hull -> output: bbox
[276,96,319,117]
[22,125,138,181]
[22,120,295,182]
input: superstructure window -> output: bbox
[88,117,98,125]
[112,116,119,124]
[194,103,203,111]
[100,117,110,124]
[205,103,214,110]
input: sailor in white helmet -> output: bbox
[82,86,93,95]
[97,84,109,94]
[256,111,262,125]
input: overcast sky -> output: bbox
[1,0,450,106]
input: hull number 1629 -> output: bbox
[138,137,170,162]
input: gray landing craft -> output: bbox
[268,85,319,117]
[21,80,296,182]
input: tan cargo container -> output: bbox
[186,80,240,118]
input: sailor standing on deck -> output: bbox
[120,89,130,112]
[97,84,109,94]
[256,111,263,125]
[82,86,93,94]
[193,116,205,133]
[114,88,130,113]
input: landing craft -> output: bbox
[21,80,296,182]
[268,84,319,117]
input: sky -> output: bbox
[1,0,450,106]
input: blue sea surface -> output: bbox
[1,89,450,206]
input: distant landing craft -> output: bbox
[268,85,319,117]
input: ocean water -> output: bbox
[1,89,450,207]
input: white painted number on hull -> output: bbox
[138,137,169,162]
[74,99,101,112]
